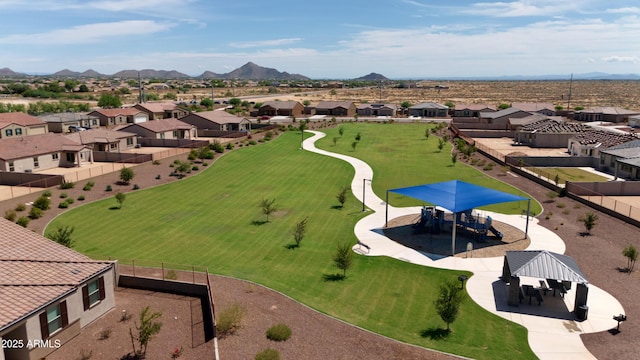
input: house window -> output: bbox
[66,153,75,162]
[15,128,22,135]
[92,119,98,126]
[110,143,117,150]
[83,277,106,310]
[39,301,68,339]
[599,155,605,165]
[33,157,39,168]
[173,130,178,138]
[52,153,59,160]
[126,138,133,146]
[5,129,13,137]
[9,162,15,172]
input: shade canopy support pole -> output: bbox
[525,199,531,239]
[452,214,457,256]
[385,191,389,227]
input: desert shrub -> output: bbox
[556,202,566,208]
[165,269,178,280]
[99,329,112,340]
[58,202,69,209]
[43,190,52,197]
[202,162,208,167]
[83,182,94,191]
[191,166,199,171]
[29,206,43,219]
[216,303,245,337]
[210,141,225,153]
[155,174,161,179]
[15,203,26,212]
[246,140,255,145]
[187,152,197,161]
[66,198,75,204]
[483,164,493,171]
[152,160,161,165]
[255,349,280,360]
[133,184,140,190]
[562,209,571,215]
[169,163,175,168]
[258,139,265,143]
[105,185,112,192]
[33,195,51,210]
[4,210,17,222]
[173,159,181,164]
[78,195,85,201]
[16,216,30,227]
[226,143,234,150]
[265,323,291,342]
[60,181,75,189]
[60,192,68,198]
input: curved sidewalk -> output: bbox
[303,130,623,360]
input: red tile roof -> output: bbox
[124,118,193,132]
[0,133,86,160]
[185,110,248,124]
[0,112,45,128]
[90,108,145,117]
[135,102,178,113]
[65,128,136,144]
[0,219,113,331]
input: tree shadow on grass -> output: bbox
[285,244,299,250]
[420,327,450,340]
[322,273,345,282]
[108,206,121,210]
[251,220,268,226]
[330,205,344,210]
[578,231,591,237]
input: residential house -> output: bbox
[356,103,397,117]
[88,108,149,127]
[476,108,532,130]
[0,133,92,172]
[0,112,48,139]
[65,128,138,152]
[408,102,448,118]
[511,102,556,116]
[39,112,100,133]
[453,104,496,117]
[258,101,304,117]
[568,130,638,158]
[180,110,251,132]
[598,140,640,179]
[514,117,590,147]
[629,115,640,128]
[0,218,116,360]
[315,101,356,117]
[574,107,640,123]
[133,102,189,120]
[119,118,196,140]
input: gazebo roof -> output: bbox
[505,250,589,283]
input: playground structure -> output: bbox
[414,206,504,242]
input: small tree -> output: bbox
[622,245,638,273]
[434,280,464,331]
[336,186,349,208]
[424,128,430,139]
[451,153,458,165]
[174,160,191,178]
[115,192,126,208]
[355,132,362,142]
[97,93,122,108]
[581,212,598,234]
[437,138,445,152]
[260,198,277,222]
[351,141,358,151]
[292,216,309,248]
[333,243,353,278]
[120,167,135,184]
[332,137,339,146]
[338,126,344,137]
[553,174,560,186]
[131,306,162,357]
[46,225,75,248]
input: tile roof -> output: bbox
[0,133,86,161]
[134,102,179,113]
[316,101,355,109]
[261,101,301,109]
[409,102,448,110]
[454,104,496,111]
[89,108,145,117]
[580,107,640,115]
[185,110,248,124]
[480,107,530,119]
[39,112,98,123]
[124,118,193,132]
[65,128,136,144]
[572,130,638,148]
[356,103,397,110]
[0,112,46,128]
[519,118,590,133]
[511,102,556,112]
[0,218,113,331]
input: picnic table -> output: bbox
[546,279,567,297]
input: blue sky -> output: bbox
[0,0,639,78]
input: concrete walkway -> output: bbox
[303,130,624,360]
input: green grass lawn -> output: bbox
[317,122,541,215]
[530,167,609,184]
[48,130,535,359]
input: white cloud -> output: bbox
[0,20,173,45]
[465,1,584,17]
[229,38,303,49]
[601,56,640,63]
[606,7,640,14]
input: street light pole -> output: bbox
[362,178,371,212]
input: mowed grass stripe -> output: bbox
[48,131,534,359]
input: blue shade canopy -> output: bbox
[389,180,527,213]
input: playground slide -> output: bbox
[488,226,504,239]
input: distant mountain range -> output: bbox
[1,64,639,80]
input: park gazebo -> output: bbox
[502,250,590,319]
[386,180,530,256]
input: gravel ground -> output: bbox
[3,131,639,359]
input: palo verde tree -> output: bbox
[291,216,309,248]
[338,126,345,137]
[120,167,135,184]
[45,225,75,248]
[259,198,277,223]
[336,186,349,208]
[129,306,162,358]
[333,243,353,278]
[434,280,465,332]
[623,245,638,273]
